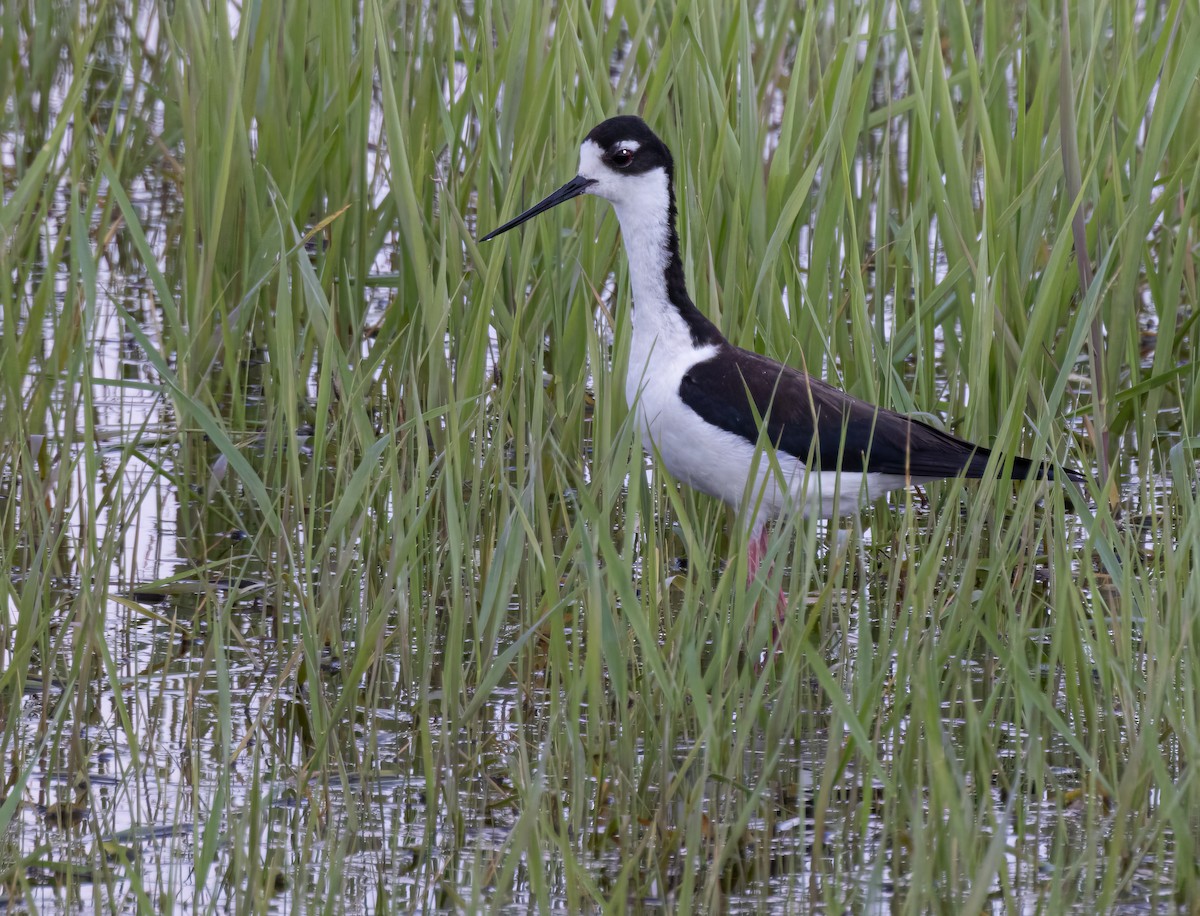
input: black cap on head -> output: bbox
[585,116,673,176]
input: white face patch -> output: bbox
[576,138,664,211]
[577,139,606,184]
[577,138,642,182]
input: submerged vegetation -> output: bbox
[1,0,1199,910]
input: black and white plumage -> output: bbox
[482,116,1082,609]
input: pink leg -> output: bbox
[746,524,770,585]
[746,525,789,633]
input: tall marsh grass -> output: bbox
[1,0,1198,911]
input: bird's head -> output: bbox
[481,116,673,241]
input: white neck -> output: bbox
[575,138,723,405]
[608,180,711,410]
[612,198,684,337]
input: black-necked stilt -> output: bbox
[482,116,1083,616]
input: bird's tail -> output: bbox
[966,450,1086,485]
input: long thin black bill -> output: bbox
[480,174,596,242]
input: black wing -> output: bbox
[678,344,1059,480]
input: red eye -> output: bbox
[611,148,634,167]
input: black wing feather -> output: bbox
[678,344,1064,481]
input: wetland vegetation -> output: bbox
[1,0,1199,911]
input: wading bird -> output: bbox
[482,116,1082,618]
